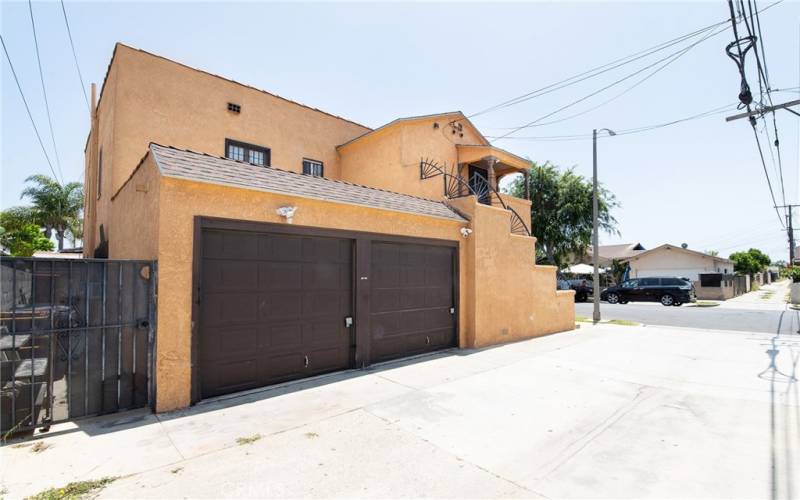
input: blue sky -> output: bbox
[2,1,799,260]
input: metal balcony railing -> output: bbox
[420,158,531,237]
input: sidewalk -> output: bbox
[717,278,790,311]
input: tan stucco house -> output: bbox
[83,43,574,412]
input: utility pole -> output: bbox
[592,128,616,322]
[775,204,800,266]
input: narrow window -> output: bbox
[225,139,270,166]
[97,148,103,199]
[302,159,324,177]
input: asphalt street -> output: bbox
[575,301,800,334]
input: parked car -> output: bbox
[600,276,696,306]
[567,279,593,302]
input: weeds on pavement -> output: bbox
[25,477,118,500]
[235,434,262,445]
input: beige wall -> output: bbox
[109,156,160,260]
[450,197,574,348]
[339,117,486,201]
[85,44,370,255]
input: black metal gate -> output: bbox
[0,258,157,435]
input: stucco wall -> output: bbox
[109,156,160,260]
[628,249,734,281]
[450,197,574,348]
[339,117,485,201]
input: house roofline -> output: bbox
[622,243,734,264]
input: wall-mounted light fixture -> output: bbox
[276,206,298,224]
[460,227,473,238]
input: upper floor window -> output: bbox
[302,159,324,177]
[225,139,270,167]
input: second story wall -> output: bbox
[338,116,486,201]
[94,44,371,199]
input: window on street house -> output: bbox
[225,139,270,167]
[302,159,324,177]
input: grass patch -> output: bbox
[235,434,262,446]
[25,477,118,500]
[606,319,639,326]
[760,292,775,300]
[304,432,319,439]
[575,316,591,323]
[693,300,720,307]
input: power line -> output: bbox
[486,102,737,141]
[465,21,725,120]
[0,34,59,181]
[462,0,782,125]
[491,25,731,141]
[60,0,89,110]
[485,32,724,133]
[750,119,786,228]
[27,0,63,184]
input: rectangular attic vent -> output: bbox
[227,102,241,113]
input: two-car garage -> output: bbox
[194,218,458,400]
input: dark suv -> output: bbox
[600,277,696,306]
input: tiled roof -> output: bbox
[148,144,466,222]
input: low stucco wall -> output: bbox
[450,197,575,348]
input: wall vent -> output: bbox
[227,102,241,113]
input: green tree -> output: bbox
[0,210,54,256]
[20,175,84,251]
[729,248,771,275]
[705,250,719,257]
[508,162,619,268]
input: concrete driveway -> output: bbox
[3,323,799,499]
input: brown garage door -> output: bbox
[199,229,353,398]
[369,242,457,362]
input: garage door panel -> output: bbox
[303,290,345,317]
[425,287,452,307]
[267,323,303,350]
[265,292,303,320]
[201,228,353,399]
[373,266,399,288]
[202,260,258,292]
[265,235,304,262]
[303,262,346,289]
[370,242,456,363]
[204,231,259,260]
[200,325,259,358]
[400,268,427,287]
[201,293,260,326]
[211,359,258,396]
[260,262,302,290]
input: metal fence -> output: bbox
[0,258,157,435]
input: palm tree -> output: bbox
[20,175,84,251]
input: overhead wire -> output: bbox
[490,24,731,141]
[27,0,63,184]
[486,102,737,142]
[1,34,59,181]
[60,0,89,110]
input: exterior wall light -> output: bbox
[460,227,473,238]
[276,206,298,224]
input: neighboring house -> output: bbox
[83,44,574,412]
[623,244,735,281]
[581,243,645,267]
